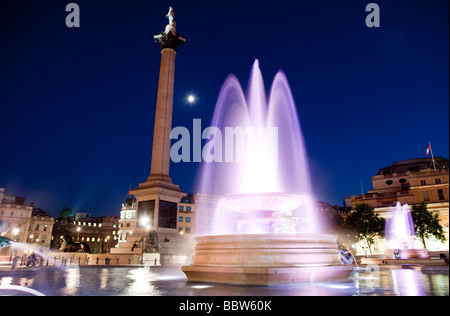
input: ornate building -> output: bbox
[350,157,449,253]
[0,188,54,257]
[51,207,119,253]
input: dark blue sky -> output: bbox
[0,0,448,218]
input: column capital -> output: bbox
[154,32,186,51]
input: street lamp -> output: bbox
[13,228,20,241]
[140,217,150,265]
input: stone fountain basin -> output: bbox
[182,234,353,285]
[190,234,341,267]
[220,193,304,214]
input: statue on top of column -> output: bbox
[164,6,176,36]
[154,6,186,51]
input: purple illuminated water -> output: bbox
[196,60,318,235]
[385,202,417,250]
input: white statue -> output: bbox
[164,6,176,35]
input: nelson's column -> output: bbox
[131,7,186,241]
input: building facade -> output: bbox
[51,207,120,254]
[350,157,449,254]
[0,188,54,257]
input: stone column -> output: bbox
[147,9,186,185]
[149,48,176,180]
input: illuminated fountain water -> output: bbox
[182,60,353,285]
[385,202,429,259]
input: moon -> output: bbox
[187,94,195,104]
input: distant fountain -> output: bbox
[182,60,353,285]
[385,202,429,259]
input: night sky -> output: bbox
[0,0,448,218]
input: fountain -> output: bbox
[385,202,429,259]
[182,60,353,285]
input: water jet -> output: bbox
[182,60,353,285]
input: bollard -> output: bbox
[11,256,19,271]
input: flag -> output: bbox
[425,143,431,156]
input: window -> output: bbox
[186,206,191,211]
[179,216,183,222]
[44,225,47,232]
[421,180,427,186]
[35,224,39,231]
[435,179,442,184]
[186,217,191,223]
[186,227,191,233]
[423,191,430,201]
[438,189,445,200]
[386,180,393,185]
[179,206,184,211]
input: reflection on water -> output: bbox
[0,266,448,296]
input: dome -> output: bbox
[59,206,74,218]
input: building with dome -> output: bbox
[59,205,74,218]
[51,206,119,253]
[350,157,449,254]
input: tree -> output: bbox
[410,202,446,249]
[345,203,385,255]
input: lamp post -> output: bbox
[140,217,149,265]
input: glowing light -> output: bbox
[187,94,195,104]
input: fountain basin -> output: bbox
[182,234,353,285]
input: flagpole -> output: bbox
[427,142,443,171]
[429,142,436,170]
